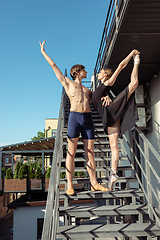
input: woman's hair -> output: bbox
[70,64,85,80]
[103,68,113,79]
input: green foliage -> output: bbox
[36,160,42,169]
[18,164,29,179]
[13,162,23,179]
[73,172,85,178]
[46,167,51,178]
[13,160,43,179]
[5,168,13,179]
[28,163,36,179]
[60,171,65,179]
[35,167,42,179]
[1,167,6,178]
[31,130,45,141]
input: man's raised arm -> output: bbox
[39,41,69,87]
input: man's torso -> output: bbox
[65,81,92,112]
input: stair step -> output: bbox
[60,189,144,200]
[63,133,109,139]
[61,155,127,162]
[93,122,103,127]
[60,166,133,173]
[60,177,137,187]
[59,204,148,217]
[57,223,160,239]
[92,114,102,118]
[64,148,115,154]
[95,133,108,138]
[63,140,111,145]
[63,127,105,133]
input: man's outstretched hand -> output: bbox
[39,41,46,53]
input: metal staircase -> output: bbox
[42,90,160,240]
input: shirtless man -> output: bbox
[39,41,109,195]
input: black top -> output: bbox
[92,83,139,137]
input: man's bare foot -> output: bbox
[66,188,75,195]
[66,184,75,195]
[91,184,109,192]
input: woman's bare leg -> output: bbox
[108,119,120,172]
[108,119,120,190]
[127,54,140,100]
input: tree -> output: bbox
[13,161,23,179]
[46,167,51,178]
[5,168,13,179]
[1,167,6,178]
[18,164,29,179]
[31,130,45,141]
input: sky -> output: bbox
[0,0,110,146]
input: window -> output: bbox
[5,157,9,164]
[52,130,57,137]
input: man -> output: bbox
[39,41,109,195]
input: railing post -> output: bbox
[11,154,14,171]
[0,150,2,191]
[129,132,135,179]
[42,151,45,191]
[93,68,96,91]
[114,0,119,31]
[144,140,153,220]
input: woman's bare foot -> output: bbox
[133,54,140,65]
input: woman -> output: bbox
[92,50,140,191]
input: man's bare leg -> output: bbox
[83,139,109,191]
[65,137,79,195]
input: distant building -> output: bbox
[45,118,58,138]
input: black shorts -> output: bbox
[67,111,95,139]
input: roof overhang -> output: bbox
[0,137,55,155]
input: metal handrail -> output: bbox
[41,88,65,240]
[94,0,129,77]
[122,127,160,227]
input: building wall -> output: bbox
[45,118,58,137]
[145,73,160,208]
[122,75,160,208]
[13,205,45,240]
[146,73,160,152]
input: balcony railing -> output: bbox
[122,127,160,227]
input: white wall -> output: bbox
[146,73,160,152]
[13,205,45,240]
[146,73,160,208]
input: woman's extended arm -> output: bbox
[104,49,140,86]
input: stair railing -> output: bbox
[122,127,160,227]
[94,0,130,75]
[41,88,65,240]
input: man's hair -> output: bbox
[70,64,85,80]
[103,68,113,79]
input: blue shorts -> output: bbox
[67,111,95,139]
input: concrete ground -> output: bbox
[0,211,13,240]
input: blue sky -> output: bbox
[0,0,110,146]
